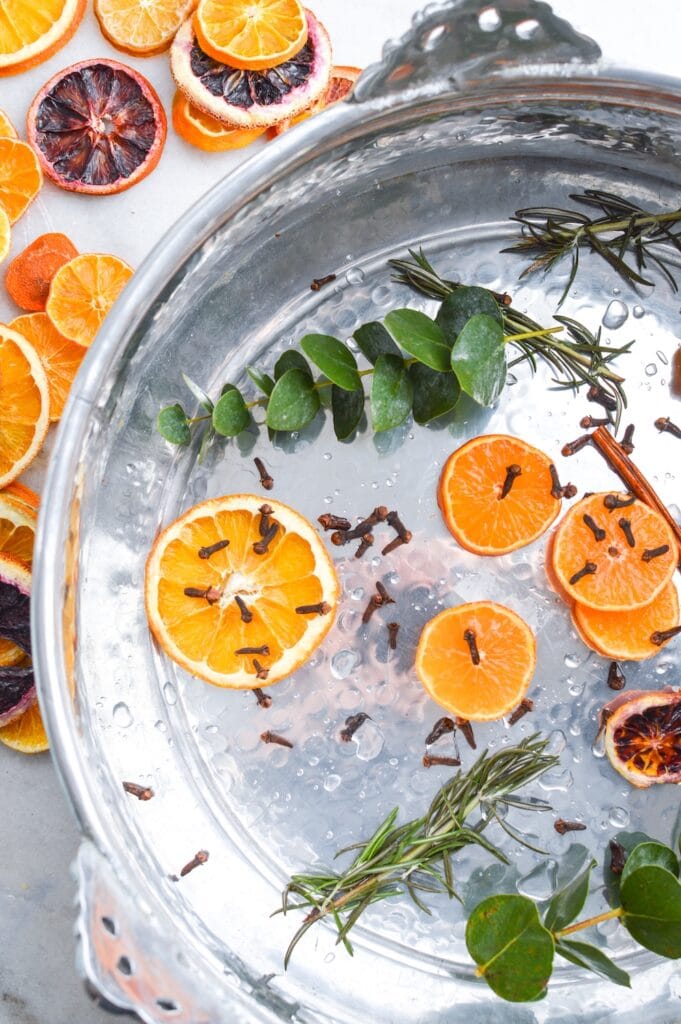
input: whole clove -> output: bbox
[387,621,400,650]
[642,544,670,562]
[579,415,610,429]
[386,510,411,542]
[179,850,209,877]
[340,712,370,742]
[620,424,635,455]
[253,687,272,709]
[382,534,412,556]
[258,503,273,536]
[617,517,635,548]
[122,781,154,801]
[650,624,681,646]
[463,628,480,665]
[609,839,627,875]
[655,416,681,439]
[582,514,606,542]
[318,513,351,532]
[549,463,577,500]
[456,717,476,750]
[354,533,374,559]
[554,819,586,834]
[254,457,274,490]
[587,383,618,411]
[234,595,253,622]
[562,434,592,457]
[260,730,293,748]
[423,753,461,768]
[569,560,597,586]
[362,594,382,624]
[253,521,279,554]
[310,273,336,291]
[499,464,522,500]
[603,492,635,511]
[508,698,534,726]
[607,661,626,691]
[425,716,455,746]
[253,659,269,680]
[184,585,222,605]
[331,507,389,545]
[376,581,395,606]
[235,645,270,656]
[198,539,230,559]
[295,601,331,616]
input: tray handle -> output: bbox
[352,0,601,105]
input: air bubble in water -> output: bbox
[632,305,645,318]
[645,363,658,377]
[324,774,341,792]
[354,720,384,761]
[657,350,669,366]
[163,682,177,705]
[113,702,132,727]
[346,267,365,285]
[608,806,630,828]
[602,300,628,329]
[330,649,361,679]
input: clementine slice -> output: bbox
[172,91,267,151]
[46,253,134,347]
[6,233,78,311]
[0,137,42,224]
[0,490,36,566]
[145,494,339,688]
[551,492,676,612]
[0,207,9,264]
[0,0,85,76]
[11,313,85,421]
[0,324,50,488]
[95,0,198,55]
[3,481,40,511]
[270,64,360,136]
[604,690,681,787]
[573,581,679,661]
[194,0,307,70]
[0,699,49,753]
[415,601,536,721]
[0,109,17,137]
[438,434,561,555]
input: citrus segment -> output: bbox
[415,601,536,721]
[438,434,561,555]
[573,581,679,661]
[0,137,42,224]
[0,208,9,264]
[0,490,36,565]
[194,0,307,71]
[0,699,48,753]
[604,691,681,787]
[11,313,85,421]
[0,0,85,76]
[172,91,266,151]
[46,253,133,348]
[0,324,50,488]
[145,495,339,688]
[0,109,17,137]
[6,233,78,311]
[95,0,198,56]
[3,481,39,511]
[27,60,167,195]
[551,493,676,612]
[271,64,360,136]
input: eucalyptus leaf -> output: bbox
[621,865,681,958]
[157,404,191,445]
[370,354,413,432]
[332,383,364,440]
[266,368,320,432]
[353,322,401,364]
[300,334,362,391]
[451,313,506,407]
[198,427,215,464]
[212,386,249,437]
[384,309,451,372]
[247,366,275,396]
[544,856,596,933]
[409,363,460,424]
[182,373,214,412]
[556,939,631,988]
[466,894,554,1002]
[620,842,679,885]
[274,350,313,380]
[436,285,501,345]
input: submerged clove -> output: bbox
[655,416,681,439]
[179,850,209,877]
[318,513,351,532]
[254,457,274,490]
[562,434,592,457]
[456,717,476,750]
[253,687,272,709]
[122,781,154,801]
[261,730,293,748]
[508,698,534,726]
[425,716,455,745]
[387,622,400,650]
[607,661,626,691]
[549,463,577,500]
[340,712,370,742]
[423,753,461,768]
[554,819,586,834]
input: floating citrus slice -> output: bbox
[95,0,197,56]
[27,59,167,195]
[3,481,40,511]
[172,91,267,151]
[415,601,536,721]
[46,253,133,348]
[0,207,9,264]
[194,0,307,70]
[0,699,49,753]
[551,492,676,612]
[6,233,78,312]
[171,9,331,129]
[437,434,561,556]
[0,325,50,488]
[271,64,360,136]
[604,690,681,787]
[0,553,33,721]
[145,495,339,688]
[573,581,679,661]
[12,313,85,421]
[0,0,85,77]
[0,490,36,566]
[0,137,42,224]
[0,109,17,137]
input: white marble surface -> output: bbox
[0,1,678,1023]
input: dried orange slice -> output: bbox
[95,0,198,56]
[0,0,86,77]
[604,690,681,787]
[27,60,167,195]
[172,91,266,151]
[3,481,39,511]
[0,207,9,264]
[0,137,42,224]
[194,0,307,70]
[438,434,561,556]
[46,253,133,348]
[0,552,33,702]
[0,109,17,137]
[6,233,78,311]
[552,492,676,612]
[573,581,679,661]
[145,495,339,689]
[11,313,85,421]
[0,700,49,753]
[270,64,360,136]
[0,490,36,566]
[415,601,536,721]
[0,324,50,488]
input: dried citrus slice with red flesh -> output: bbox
[604,690,681,787]
[0,137,42,223]
[6,233,78,311]
[27,59,167,195]
[0,553,33,725]
[552,492,676,612]
[0,324,50,488]
[415,601,536,721]
[46,253,133,347]
[171,9,331,129]
[194,0,307,71]
[0,0,86,77]
[270,64,360,136]
[145,495,339,689]
[172,91,267,151]
[95,0,197,56]
[573,580,680,661]
[438,434,561,555]
[11,313,85,420]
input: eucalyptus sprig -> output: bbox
[278,735,558,967]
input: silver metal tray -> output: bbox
[34,1,681,1020]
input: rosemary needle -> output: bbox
[279,735,557,966]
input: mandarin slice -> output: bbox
[171,91,266,151]
[95,0,197,56]
[145,495,339,688]
[6,233,78,311]
[0,490,36,566]
[438,434,561,555]
[194,0,307,70]
[0,324,50,488]
[0,109,17,137]
[573,580,679,661]
[3,481,40,511]
[415,601,536,721]
[0,0,85,76]
[0,207,9,264]
[0,137,42,224]
[11,313,85,420]
[46,253,133,347]
[604,690,681,787]
[0,698,49,753]
[552,492,676,612]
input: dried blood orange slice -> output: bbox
[0,109,17,137]
[604,690,681,787]
[46,253,133,347]
[11,313,85,420]
[171,8,331,129]
[552,492,676,612]
[0,0,85,77]
[0,137,42,224]
[415,601,536,721]
[145,495,339,689]
[573,580,680,661]
[194,0,307,71]
[270,64,360,136]
[27,59,167,195]
[95,0,197,56]
[0,324,50,488]
[438,434,561,556]
[0,699,49,753]
[6,233,78,311]
[0,553,33,725]
[172,91,267,151]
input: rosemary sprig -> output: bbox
[390,249,631,427]
[279,735,558,966]
[504,189,681,301]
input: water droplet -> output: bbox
[538,768,573,792]
[602,300,629,329]
[323,495,333,504]
[323,952,335,964]
[324,773,341,792]
[632,305,645,318]
[517,861,556,900]
[354,720,384,761]
[113,702,132,727]
[154,720,167,733]
[346,267,365,285]
[592,729,606,758]
[657,350,669,366]
[350,587,364,601]
[547,729,567,755]
[371,285,392,305]
[608,806,630,828]
[568,678,585,697]
[163,682,177,705]
[564,653,581,669]
[645,363,658,377]
[330,649,361,679]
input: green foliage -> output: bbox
[247,366,274,396]
[300,334,362,391]
[620,841,679,885]
[181,373,213,412]
[436,285,501,343]
[466,895,554,1002]
[274,349,313,380]
[384,309,451,372]
[409,363,460,424]
[353,321,401,363]
[370,354,413,432]
[543,852,595,932]
[157,404,190,445]
[451,314,506,407]
[266,368,320,431]
[212,386,249,437]
[331,384,364,440]
[555,939,630,988]
[620,864,681,958]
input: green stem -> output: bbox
[558,209,681,243]
[554,906,623,939]
[187,414,211,424]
